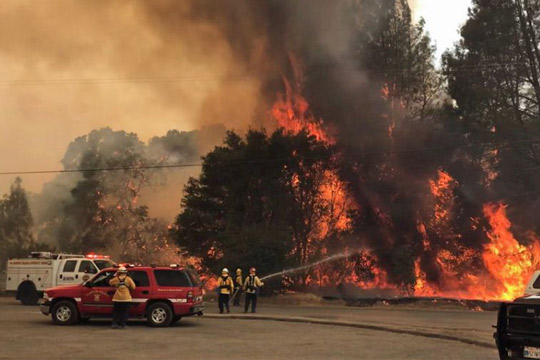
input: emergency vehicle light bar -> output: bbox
[85,253,110,259]
[116,263,136,268]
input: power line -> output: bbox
[2,136,540,176]
[0,61,534,87]
[0,163,203,176]
[0,74,254,87]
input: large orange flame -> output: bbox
[271,55,333,144]
[482,203,540,300]
[270,55,540,301]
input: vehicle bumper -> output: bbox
[190,302,205,316]
[40,300,51,316]
[172,302,205,317]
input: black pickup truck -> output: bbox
[494,297,540,359]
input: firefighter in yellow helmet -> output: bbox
[233,268,243,306]
[243,267,264,313]
[217,268,234,314]
[109,266,136,329]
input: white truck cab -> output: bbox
[5,252,115,305]
[523,270,540,297]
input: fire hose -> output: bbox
[231,287,240,301]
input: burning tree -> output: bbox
[244,0,540,298]
[33,128,194,264]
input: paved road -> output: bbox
[0,298,498,360]
[206,301,498,346]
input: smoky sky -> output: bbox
[0,0,421,196]
[0,0,268,194]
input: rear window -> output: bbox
[186,269,202,286]
[128,270,150,287]
[63,260,77,272]
[154,270,191,287]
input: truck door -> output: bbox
[127,270,151,316]
[81,270,115,315]
[57,260,80,286]
[77,260,98,283]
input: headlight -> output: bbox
[43,293,49,300]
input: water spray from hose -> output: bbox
[260,250,362,281]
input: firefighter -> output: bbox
[243,267,264,313]
[233,268,243,306]
[109,266,136,329]
[217,268,234,314]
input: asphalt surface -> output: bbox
[0,298,498,360]
[207,302,498,346]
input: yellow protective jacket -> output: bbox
[109,275,136,302]
[235,274,243,288]
[243,275,263,294]
[217,276,234,295]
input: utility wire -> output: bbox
[0,74,254,86]
[0,62,535,87]
[0,163,203,176]
[2,136,540,176]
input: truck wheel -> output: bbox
[51,301,79,325]
[17,282,40,305]
[171,315,182,324]
[147,302,173,327]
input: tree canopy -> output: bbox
[173,129,349,284]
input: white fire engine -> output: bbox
[5,252,115,305]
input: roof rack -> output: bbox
[29,252,85,260]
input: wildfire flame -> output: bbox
[270,55,540,301]
[482,203,540,300]
[271,55,333,144]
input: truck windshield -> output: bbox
[94,260,115,270]
[88,271,115,287]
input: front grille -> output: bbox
[508,304,540,334]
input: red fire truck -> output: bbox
[5,252,115,305]
[40,264,205,327]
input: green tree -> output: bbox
[443,0,540,234]
[357,0,441,120]
[0,178,38,267]
[2,178,34,247]
[173,129,348,286]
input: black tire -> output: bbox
[146,302,173,327]
[17,282,40,305]
[51,300,79,325]
[171,315,182,324]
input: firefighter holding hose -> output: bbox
[233,268,243,306]
[217,268,234,314]
[243,267,264,313]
